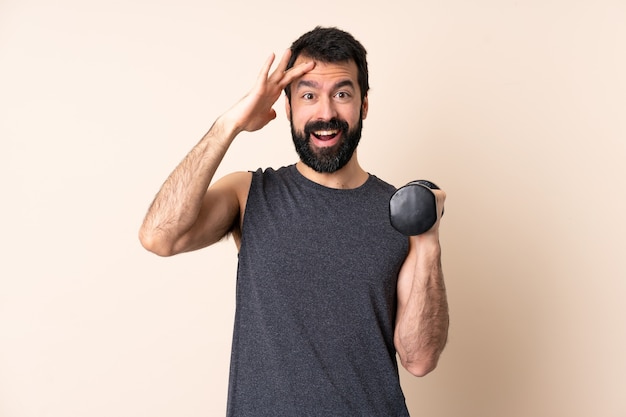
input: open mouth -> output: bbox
[312,130,339,141]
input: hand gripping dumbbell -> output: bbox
[389,180,443,236]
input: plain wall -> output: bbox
[1,0,625,416]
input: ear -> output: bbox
[361,95,369,120]
[284,95,291,120]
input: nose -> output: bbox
[316,96,338,121]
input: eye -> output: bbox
[335,91,351,100]
[302,92,314,100]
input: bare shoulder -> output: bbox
[207,171,252,247]
[210,171,252,204]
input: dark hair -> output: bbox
[284,26,369,102]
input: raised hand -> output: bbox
[140,49,315,257]
[222,49,316,134]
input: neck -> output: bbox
[295,153,368,189]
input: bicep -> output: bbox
[173,171,251,254]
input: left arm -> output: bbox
[394,190,449,377]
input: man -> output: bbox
[139,27,448,416]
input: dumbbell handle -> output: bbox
[410,180,440,190]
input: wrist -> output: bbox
[411,231,441,254]
[211,114,241,143]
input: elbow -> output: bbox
[395,334,445,377]
[399,356,439,377]
[138,229,176,257]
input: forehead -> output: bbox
[292,57,359,88]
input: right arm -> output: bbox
[138,118,243,256]
[139,50,315,256]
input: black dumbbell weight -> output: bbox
[389,180,443,236]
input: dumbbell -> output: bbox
[389,180,443,236]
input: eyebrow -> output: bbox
[295,79,356,91]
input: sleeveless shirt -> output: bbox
[226,165,410,416]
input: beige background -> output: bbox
[1,0,625,416]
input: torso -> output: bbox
[230,158,369,250]
[226,165,410,416]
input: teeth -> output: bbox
[314,130,338,136]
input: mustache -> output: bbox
[304,118,349,135]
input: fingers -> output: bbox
[244,49,315,129]
[284,59,316,85]
[266,49,315,88]
[432,189,446,219]
[275,48,293,72]
[257,53,276,84]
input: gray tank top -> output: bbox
[227,165,410,416]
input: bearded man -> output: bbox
[139,26,449,417]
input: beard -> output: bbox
[290,113,363,173]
